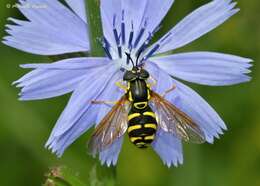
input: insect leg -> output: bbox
[91,100,118,108]
[162,85,176,98]
[91,100,117,104]
[115,81,128,92]
[149,75,157,88]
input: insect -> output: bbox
[88,54,205,155]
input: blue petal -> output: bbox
[100,0,174,47]
[101,0,147,48]
[86,70,124,166]
[150,0,239,54]
[170,80,226,143]
[145,61,179,100]
[3,0,89,55]
[132,0,175,49]
[152,129,183,167]
[100,0,122,46]
[99,137,124,167]
[46,104,98,156]
[15,58,108,100]
[151,52,252,86]
[95,72,123,125]
[146,62,226,143]
[46,63,118,148]
[19,57,109,70]
[140,0,175,34]
[121,0,148,47]
[94,72,124,166]
[46,64,121,156]
[65,0,87,23]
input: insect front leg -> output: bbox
[148,75,157,88]
[91,81,128,107]
[162,84,176,98]
[115,80,128,92]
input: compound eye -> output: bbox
[140,69,150,79]
[123,71,136,81]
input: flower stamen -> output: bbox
[128,21,134,50]
[101,37,111,59]
[121,10,126,45]
[133,19,148,48]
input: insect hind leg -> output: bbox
[91,100,118,107]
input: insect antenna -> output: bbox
[125,52,135,67]
[136,50,142,67]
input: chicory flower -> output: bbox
[3,0,252,167]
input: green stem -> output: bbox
[89,165,117,186]
[85,0,104,57]
[84,1,117,185]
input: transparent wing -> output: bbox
[150,91,205,144]
[88,96,130,155]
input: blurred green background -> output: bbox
[0,0,259,186]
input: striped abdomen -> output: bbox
[127,103,157,148]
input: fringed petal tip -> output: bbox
[152,130,183,167]
[12,68,88,101]
[44,106,96,158]
[19,64,34,68]
[2,35,8,42]
[99,137,123,167]
[205,117,228,143]
[242,57,254,82]
[86,151,118,167]
[41,64,119,160]
[151,52,253,86]
[12,58,112,101]
[100,157,118,167]
[1,39,13,49]
[3,0,90,55]
[197,114,227,144]
[164,158,183,168]
[146,62,229,146]
[45,139,64,158]
[161,152,183,168]
[87,152,118,167]
[6,17,25,25]
[205,126,227,144]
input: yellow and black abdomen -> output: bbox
[126,78,157,148]
[127,105,157,148]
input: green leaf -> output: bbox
[43,165,117,186]
[44,167,87,186]
[83,2,117,185]
[44,2,116,186]
[89,165,117,186]
[89,165,104,186]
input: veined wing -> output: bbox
[88,95,130,155]
[150,91,205,144]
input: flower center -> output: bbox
[101,10,161,71]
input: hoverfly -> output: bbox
[88,53,205,155]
